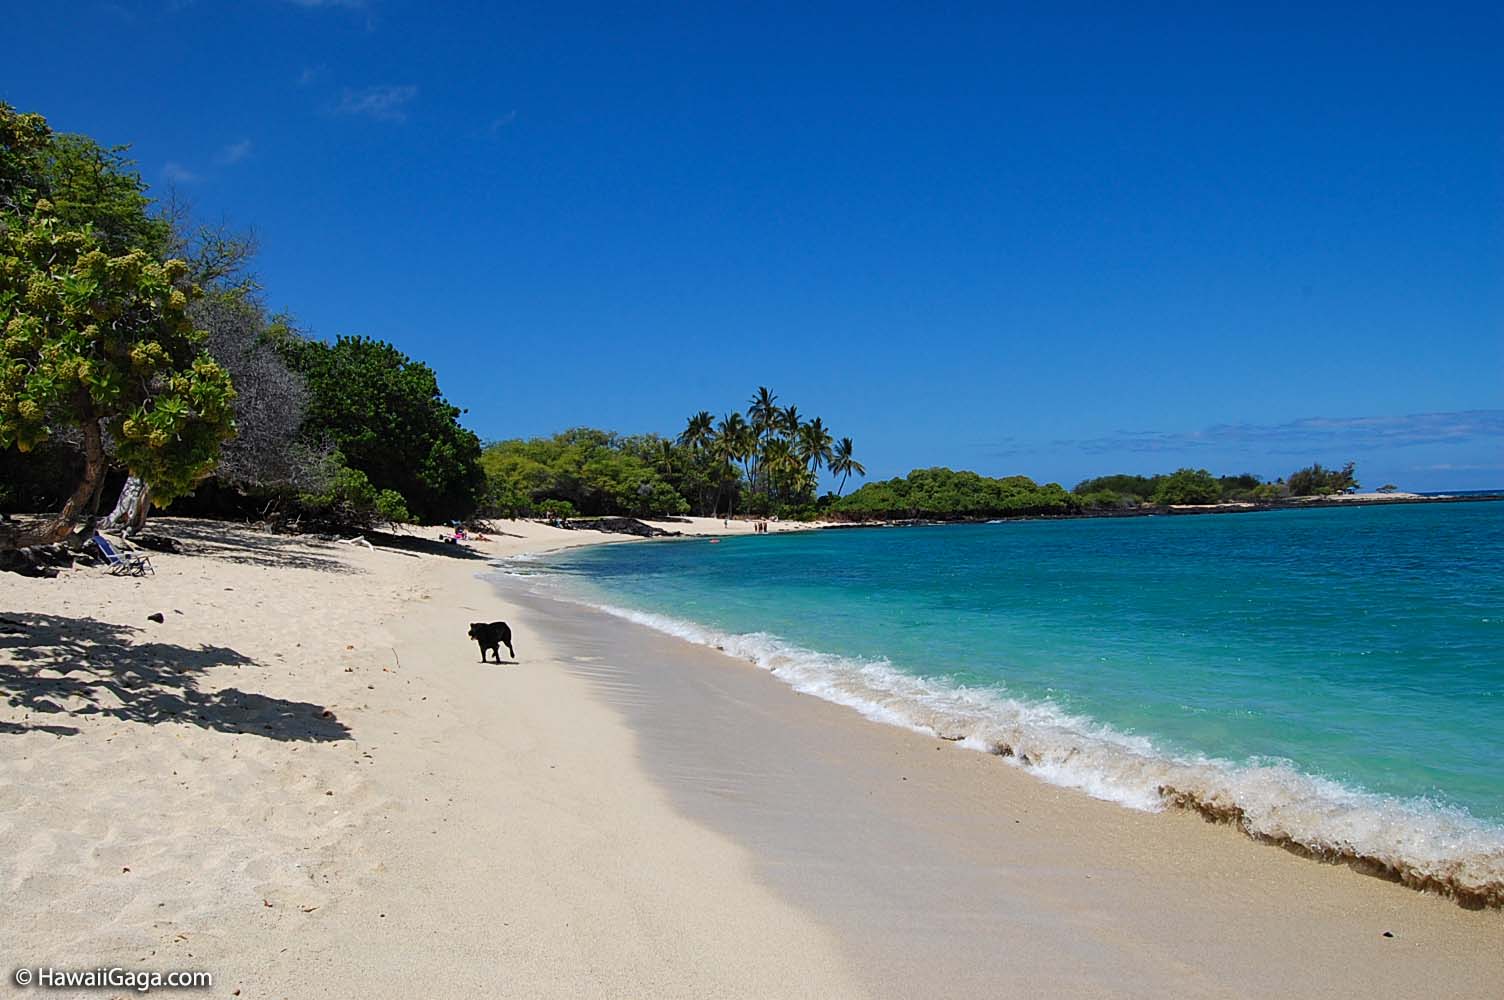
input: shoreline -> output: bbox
[505,554,1504,912]
[499,575,1504,997]
[3,514,1500,996]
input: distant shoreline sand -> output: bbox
[2,514,1500,997]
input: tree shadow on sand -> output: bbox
[155,518,489,565]
[0,613,351,742]
[154,520,359,574]
[364,529,491,561]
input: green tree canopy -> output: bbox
[1076,470,1267,507]
[0,104,51,216]
[1,102,168,257]
[278,334,484,523]
[0,205,235,545]
[1150,468,1222,505]
[1287,461,1359,496]
[834,467,1078,520]
[1073,473,1159,500]
[480,428,690,519]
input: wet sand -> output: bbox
[507,581,1504,999]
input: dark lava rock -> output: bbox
[562,517,681,538]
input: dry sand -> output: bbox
[2,515,1499,998]
[1,517,859,998]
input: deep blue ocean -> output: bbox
[514,501,1504,898]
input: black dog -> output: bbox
[468,621,515,663]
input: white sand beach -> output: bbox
[2,517,1500,998]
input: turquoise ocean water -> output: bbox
[510,502,1504,900]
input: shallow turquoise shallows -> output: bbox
[518,501,1504,897]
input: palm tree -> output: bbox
[747,386,779,494]
[779,404,801,439]
[747,386,779,440]
[797,417,834,477]
[678,411,717,514]
[653,439,678,478]
[678,410,715,452]
[713,412,753,517]
[760,437,800,503]
[829,437,866,496]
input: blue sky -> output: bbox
[7,1,1502,490]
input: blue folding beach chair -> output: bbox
[93,533,154,577]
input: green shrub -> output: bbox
[537,499,576,519]
[1287,462,1359,496]
[834,467,1080,520]
[1150,468,1221,505]
[374,490,412,524]
[481,428,691,519]
[1080,489,1133,509]
[297,455,414,526]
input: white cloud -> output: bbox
[216,139,253,165]
[162,162,199,183]
[1060,410,1504,456]
[1412,462,1504,472]
[335,84,418,123]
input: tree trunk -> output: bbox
[100,475,151,534]
[10,420,107,548]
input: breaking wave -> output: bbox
[554,591,1504,907]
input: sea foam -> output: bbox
[516,568,1504,907]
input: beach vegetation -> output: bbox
[0,202,235,546]
[833,467,1079,520]
[1214,473,1264,500]
[191,298,325,494]
[536,499,577,519]
[478,388,866,522]
[295,454,412,527]
[2,104,243,546]
[479,428,690,519]
[1250,481,1290,501]
[1287,462,1359,496]
[1075,470,1298,508]
[829,437,866,497]
[1,102,168,258]
[1079,488,1133,510]
[277,335,485,524]
[1,102,495,537]
[1150,468,1222,505]
[1073,474,1159,503]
